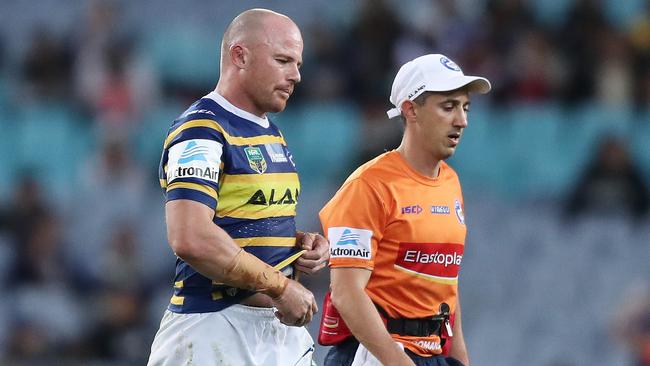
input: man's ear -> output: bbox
[401,100,417,122]
[230,44,248,69]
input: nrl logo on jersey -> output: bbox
[244,146,267,174]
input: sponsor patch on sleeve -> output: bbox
[167,139,222,183]
[328,227,372,260]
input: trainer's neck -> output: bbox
[396,143,441,179]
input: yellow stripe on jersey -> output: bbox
[174,281,184,288]
[218,205,296,220]
[394,265,459,285]
[233,237,296,247]
[216,172,300,220]
[164,119,285,148]
[167,182,219,200]
[170,295,185,305]
[221,173,298,184]
[160,179,168,189]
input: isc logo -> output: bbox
[401,205,423,214]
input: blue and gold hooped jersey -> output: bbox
[159,91,301,313]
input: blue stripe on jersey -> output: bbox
[166,188,217,211]
[217,216,296,239]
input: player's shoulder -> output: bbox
[171,97,229,129]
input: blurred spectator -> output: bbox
[0,174,48,248]
[3,322,51,365]
[565,135,650,219]
[300,21,347,102]
[474,0,539,103]
[557,0,610,104]
[506,27,565,103]
[99,222,146,290]
[81,287,150,364]
[484,0,538,53]
[595,27,634,107]
[7,211,78,288]
[79,139,148,218]
[630,0,650,56]
[74,0,121,109]
[636,68,650,109]
[343,0,402,105]
[94,42,137,128]
[20,27,73,102]
[613,284,650,366]
[74,0,159,137]
[630,0,650,109]
[72,139,149,280]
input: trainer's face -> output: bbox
[412,90,470,161]
[244,19,303,115]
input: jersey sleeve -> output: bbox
[160,118,226,211]
[319,177,388,270]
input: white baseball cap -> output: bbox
[386,54,491,119]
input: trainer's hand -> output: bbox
[272,279,318,327]
[294,231,329,275]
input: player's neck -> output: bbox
[396,143,441,179]
[215,81,266,118]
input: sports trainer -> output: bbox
[319,54,491,366]
[147,9,329,366]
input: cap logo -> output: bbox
[408,84,426,99]
[440,56,461,72]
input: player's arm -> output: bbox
[166,199,317,325]
[330,267,416,366]
[449,294,470,365]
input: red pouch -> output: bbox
[317,290,352,346]
[440,313,456,356]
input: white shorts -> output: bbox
[147,305,315,366]
[351,341,404,366]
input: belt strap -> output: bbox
[375,304,449,338]
[385,317,442,337]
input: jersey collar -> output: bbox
[205,91,270,128]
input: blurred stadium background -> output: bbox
[0,0,649,365]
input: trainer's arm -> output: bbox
[330,267,415,366]
[449,295,470,365]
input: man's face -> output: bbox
[243,21,303,115]
[411,90,470,161]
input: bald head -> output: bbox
[216,8,303,117]
[220,9,299,69]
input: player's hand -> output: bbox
[294,231,329,275]
[271,279,318,327]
